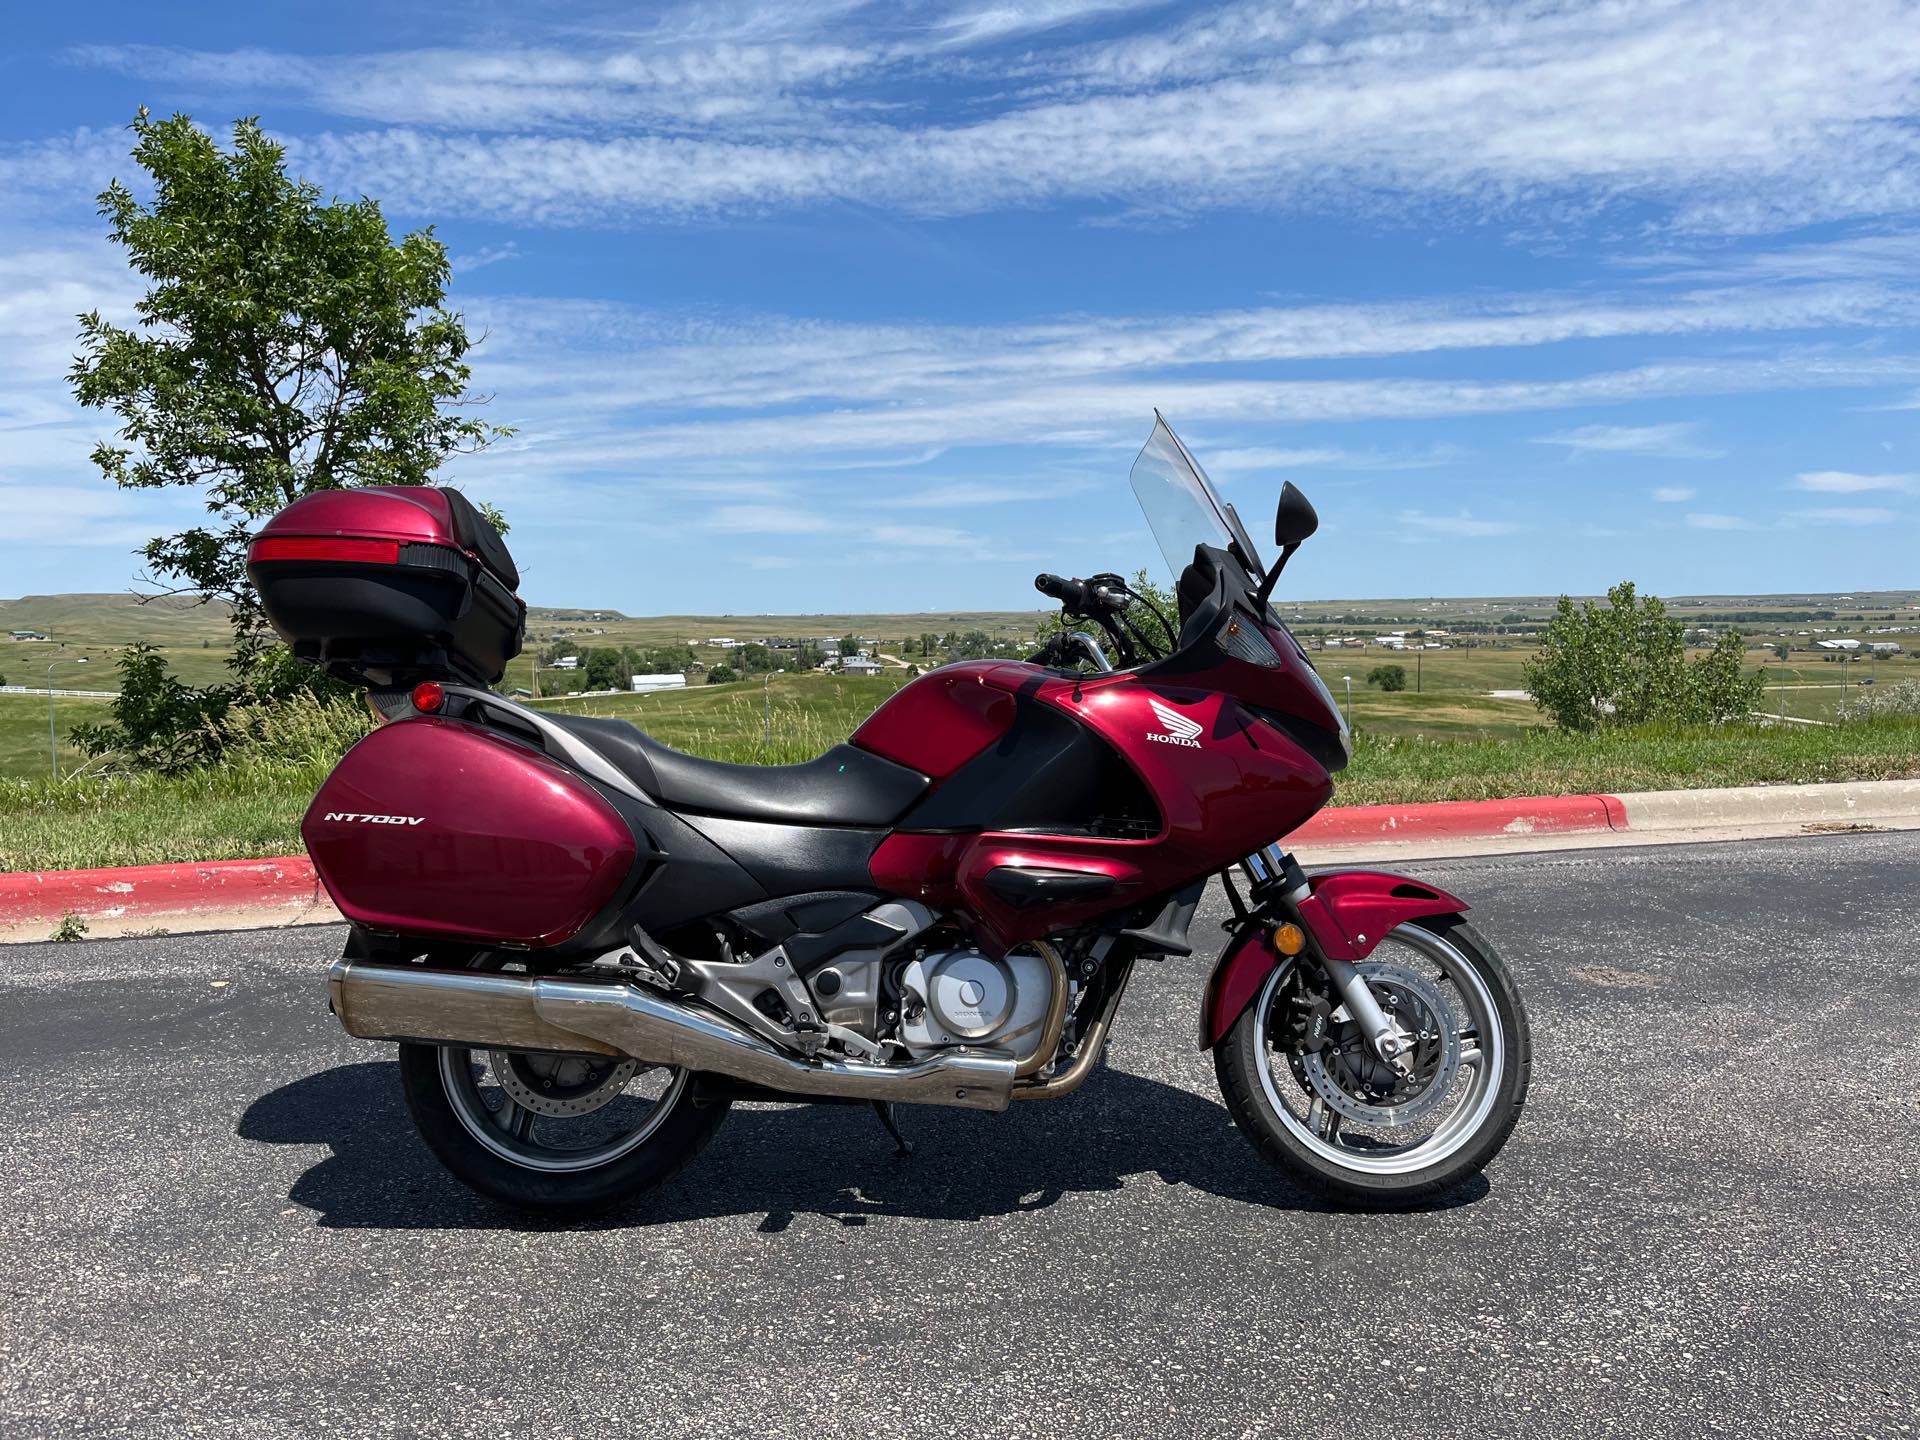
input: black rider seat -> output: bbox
[546,714,929,827]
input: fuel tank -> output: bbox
[304,717,638,948]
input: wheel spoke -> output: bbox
[502,1099,536,1141]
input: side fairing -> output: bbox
[872,669,1334,953]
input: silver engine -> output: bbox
[895,949,1055,1066]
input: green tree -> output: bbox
[69,644,228,773]
[582,648,625,692]
[839,635,863,661]
[70,110,509,666]
[706,665,739,685]
[1522,581,1763,731]
[1367,664,1408,692]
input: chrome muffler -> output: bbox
[328,958,1016,1112]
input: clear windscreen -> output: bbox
[1129,413,1264,583]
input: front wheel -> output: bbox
[1215,916,1529,1208]
[398,1043,728,1218]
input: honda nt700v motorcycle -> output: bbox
[253,414,1530,1215]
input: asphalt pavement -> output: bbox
[3,830,1917,1438]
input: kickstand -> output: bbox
[871,1100,915,1157]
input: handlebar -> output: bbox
[1034,572,1126,614]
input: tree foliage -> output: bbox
[1522,582,1764,732]
[1367,664,1408,692]
[70,110,510,663]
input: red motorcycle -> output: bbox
[254,415,1529,1215]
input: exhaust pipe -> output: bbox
[328,958,1016,1112]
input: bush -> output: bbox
[1367,664,1408,692]
[706,665,739,685]
[1522,581,1763,732]
[1837,680,1920,721]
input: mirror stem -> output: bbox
[1254,542,1299,608]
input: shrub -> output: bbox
[1522,581,1763,732]
[707,665,739,685]
[1367,664,1408,692]
[1837,680,1920,721]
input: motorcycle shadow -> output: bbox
[239,1060,1486,1230]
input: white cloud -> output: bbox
[1685,512,1758,530]
[1395,509,1527,539]
[1789,505,1900,525]
[1652,486,1697,503]
[1792,470,1919,494]
[703,504,835,533]
[1535,423,1723,459]
[61,0,1920,233]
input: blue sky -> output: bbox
[3,0,1918,612]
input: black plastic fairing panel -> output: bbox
[981,866,1118,909]
[680,814,888,899]
[898,698,1159,837]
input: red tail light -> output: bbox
[411,681,445,713]
[250,536,400,565]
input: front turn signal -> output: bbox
[1271,923,1306,956]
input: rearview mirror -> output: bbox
[1275,482,1319,548]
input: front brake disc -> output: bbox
[1301,961,1460,1128]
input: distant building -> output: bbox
[707,637,739,648]
[1866,642,1903,654]
[8,630,49,641]
[548,656,581,670]
[1816,639,1862,651]
[630,673,688,692]
[841,657,884,676]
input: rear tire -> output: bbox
[1214,916,1530,1208]
[398,1043,729,1218]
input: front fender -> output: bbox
[1198,869,1468,1050]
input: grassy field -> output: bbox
[4,688,1916,873]
[0,694,113,781]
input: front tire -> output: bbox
[1215,916,1530,1208]
[398,1043,729,1218]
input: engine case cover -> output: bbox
[900,948,1053,1063]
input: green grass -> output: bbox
[0,694,114,781]
[4,690,1916,874]
[1337,717,1920,806]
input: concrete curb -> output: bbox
[4,777,1918,941]
[0,857,339,942]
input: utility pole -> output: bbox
[763,671,772,753]
[1416,647,1422,694]
[46,655,91,780]
[1342,675,1353,727]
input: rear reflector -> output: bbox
[411,681,445,713]
[250,536,401,565]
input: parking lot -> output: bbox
[3,829,1917,1438]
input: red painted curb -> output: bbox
[0,856,325,927]
[0,793,1633,932]
[1292,793,1628,845]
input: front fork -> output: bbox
[1233,846,1412,1075]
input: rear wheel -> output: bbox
[1215,916,1529,1207]
[398,1043,728,1217]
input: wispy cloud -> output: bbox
[1534,422,1724,459]
[1789,505,1899,525]
[1395,510,1527,539]
[63,0,1920,233]
[1685,512,1759,530]
[1652,486,1697,503]
[1792,470,1919,494]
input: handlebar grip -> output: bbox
[1034,572,1091,610]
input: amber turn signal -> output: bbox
[1271,922,1306,955]
[411,681,446,713]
